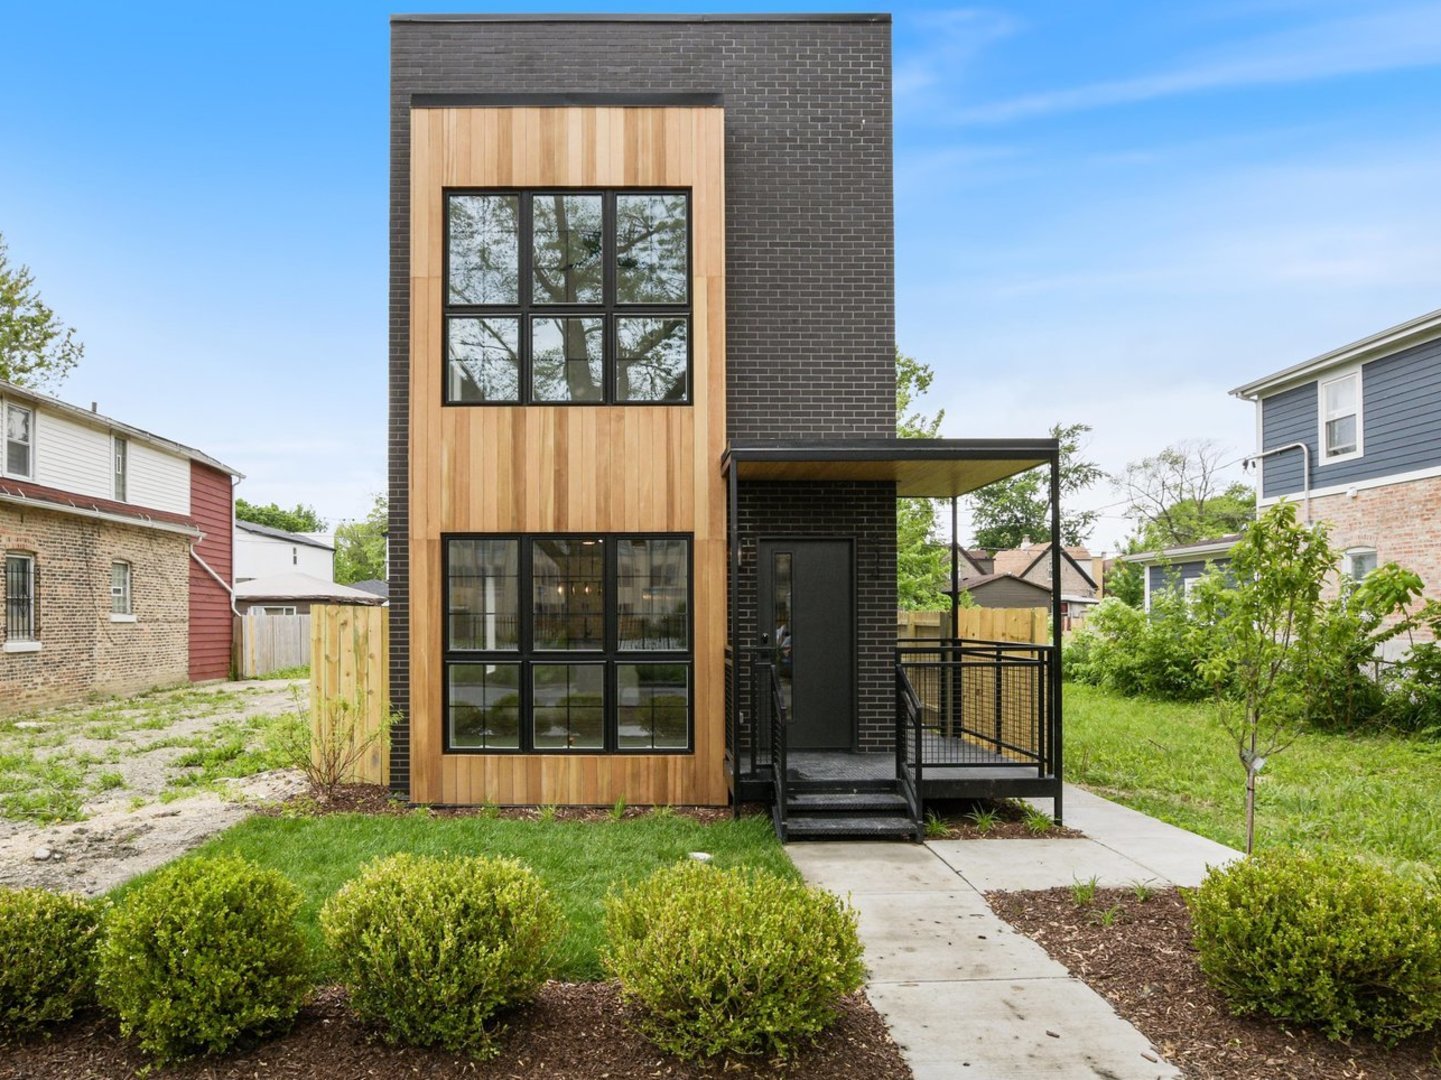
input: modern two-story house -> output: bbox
[0,380,239,710]
[1233,307,1441,608]
[389,13,1065,836]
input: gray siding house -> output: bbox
[1232,307,1441,603]
[1121,536,1240,612]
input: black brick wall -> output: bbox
[390,16,897,791]
[737,482,898,752]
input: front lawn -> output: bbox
[119,810,794,981]
[1065,683,1441,873]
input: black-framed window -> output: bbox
[443,534,692,754]
[443,189,691,406]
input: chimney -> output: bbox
[91,402,98,413]
[1019,536,1033,550]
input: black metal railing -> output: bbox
[895,664,924,827]
[752,656,789,839]
[895,639,1056,774]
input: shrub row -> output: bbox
[1190,851,1441,1045]
[0,854,864,1066]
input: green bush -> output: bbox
[320,853,561,1056]
[1064,592,1213,700]
[603,861,865,1060]
[1187,850,1441,1044]
[0,888,101,1037]
[97,855,311,1063]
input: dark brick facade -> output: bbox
[737,482,898,752]
[390,16,898,791]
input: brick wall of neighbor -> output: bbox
[390,15,897,792]
[737,482,897,752]
[1307,477,1441,642]
[0,506,190,712]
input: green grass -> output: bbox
[251,665,311,681]
[1066,683,1441,875]
[114,812,794,982]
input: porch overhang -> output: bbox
[719,437,1057,498]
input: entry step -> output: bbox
[786,792,911,814]
[785,814,920,840]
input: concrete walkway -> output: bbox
[786,784,1241,1080]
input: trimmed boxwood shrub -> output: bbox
[603,861,865,1060]
[1187,850,1441,1045]
[97,855,311,1064]
[320,852,562,1056]
[0,887,101,1037]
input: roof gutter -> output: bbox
[0,490,201,538]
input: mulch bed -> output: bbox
[0,982,911,1080]
[988,886,1441,1079]
[923,798,1084,840]
[266,783,769,824]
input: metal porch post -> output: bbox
[1049,450,1064,824]
[950,496,959,639]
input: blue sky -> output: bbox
[4,1,1441,551]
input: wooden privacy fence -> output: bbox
[897,608,1050,764]
[310,604,390,786]
[897,607,1048,645]
[233,613,311,678]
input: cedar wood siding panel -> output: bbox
[188,463,233,681]
[405,107,728,806]
[1262,338,1441,499]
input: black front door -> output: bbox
[757,539,855,750]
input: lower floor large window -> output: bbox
[444,533,691,753]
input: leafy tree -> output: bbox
[0,234,83,390]
[334,494,388,585]
[1103,557,1144,608]
[236,499,327,534]
[1117,440,1254,550]
[969,422,1103,551]
[1192,504,1333,854]
[896,348,949,610]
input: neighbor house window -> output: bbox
[4,404,33,479]
[1347,548,1378,581]
[112,436,128,501]
[444,534,691,753]
[444,190,690,405]
[1320,370,1361,460]
[4,554,37,643]
[110,562,132,616]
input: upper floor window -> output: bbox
[4,404,33,479]
[1320,369,1361,460]
[444,190,690,406]
[113,435,128,501]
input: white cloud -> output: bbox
[951,4,1441,125]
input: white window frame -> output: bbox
[1318,366,1363,464]
[4,552,40,651]
[3,402,35,481]
[257,605,298,616]
[113,435,128,502]
[1346,547,1378,582]
[110,561,134,621]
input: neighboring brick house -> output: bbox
[1233,307,1441,634]
[0,380,240,711]
[389,13,1067,834]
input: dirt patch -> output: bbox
[0,681,307,895]
[988,886,1441,1079]
[0,982,911,1080]
[922,798,1084,840]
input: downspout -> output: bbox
[189,535,239,617]
[1243,442,1310,524]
